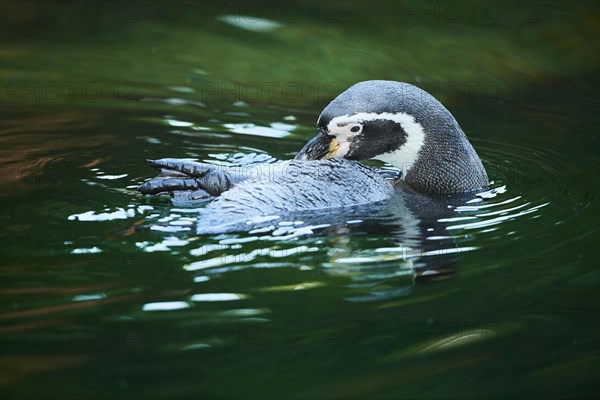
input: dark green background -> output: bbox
[1,1,598,399]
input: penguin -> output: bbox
[294,80,488,193]
[138,80,488,234]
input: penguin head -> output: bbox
[295,80,488,193]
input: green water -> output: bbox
[1,1,598,399]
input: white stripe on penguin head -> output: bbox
[326,112,425,176]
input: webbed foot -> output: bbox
[137,158,236,197]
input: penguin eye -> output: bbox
[350,125,362,133]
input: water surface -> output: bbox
[1,1,598,399]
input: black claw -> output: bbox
[145,159,160,168]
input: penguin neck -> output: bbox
[384,124,488,194]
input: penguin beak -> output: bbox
[294,130,334,160]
